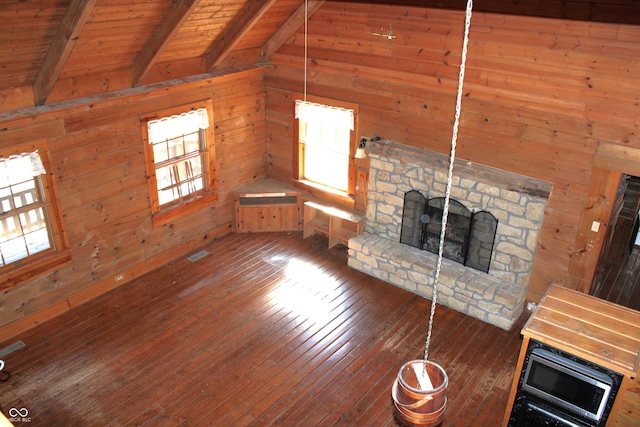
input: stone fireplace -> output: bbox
[348,140,552,330]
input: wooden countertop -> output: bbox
[522,284,640,377]
[232,179,300,197]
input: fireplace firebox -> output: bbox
[400,190,498,273]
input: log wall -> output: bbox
[264,3,640,303]
[2,2,639,338]
[0,68,267,340]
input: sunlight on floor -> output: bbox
[268,257,344,324]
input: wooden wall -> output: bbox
[0,68,267,341]
[1,1,638,339]
[264,3,640,303]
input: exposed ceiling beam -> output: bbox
[205,0,278,71]
[261,0,325,60]
[131,0,201,87]
[32,0,97,106]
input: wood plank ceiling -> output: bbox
[1,0,638,108]
[1,0,326,107]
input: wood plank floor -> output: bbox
[593,246,640,312]
[0,232,526,426]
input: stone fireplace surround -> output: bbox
[348,140,552,330]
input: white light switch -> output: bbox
[591,221,600,232]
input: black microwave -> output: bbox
[520,346,621,425]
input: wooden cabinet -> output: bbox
[503,285,640,426]
[303,201,365,249]
[615,375,640,426]
[233,180,302,233]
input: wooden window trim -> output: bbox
[1,249,72,291]
[141,100,218,227]
[292,94,359,206]
[0,142,70,290]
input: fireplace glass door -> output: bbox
[423,197,471,264]
[400,190,498,273]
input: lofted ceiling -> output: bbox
[1,0,638,109]
[1,0,327,107]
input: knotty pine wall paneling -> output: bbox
[0,68,267,341]
[264,3,640,303]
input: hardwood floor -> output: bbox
[593,246,640,312]
[0,232,526,426]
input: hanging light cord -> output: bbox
[424,0,473,366]
[303,0,308,102]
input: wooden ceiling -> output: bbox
[1,0,638,109]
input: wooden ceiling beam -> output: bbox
[261,0,325,61]
[32,0,97,106]
[206,0,278,72]
[131,0,201,87]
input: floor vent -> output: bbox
[0,340,26,358]
[187,250,209,262]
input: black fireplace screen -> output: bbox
[400,190,497,273]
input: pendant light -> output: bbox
[392,1,474,425]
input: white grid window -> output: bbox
[296,100,354,193]
[0,152,53,266]
[147,108,209,206]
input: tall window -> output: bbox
[0,150,68,284]
[294,96,358,198]
[142,101,217,226]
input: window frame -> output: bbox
[293,95,359,203]
[141,100,218,227]
[0,142,70,290]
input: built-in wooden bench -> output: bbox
[303,201,365,249]
[233,180,302,233]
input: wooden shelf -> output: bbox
[305,217,330,235]
[303,201,365,249]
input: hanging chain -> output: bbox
[303,0,308,102]
[424,0,473,366]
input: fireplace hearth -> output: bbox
[400,190,498,273]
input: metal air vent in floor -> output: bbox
[187,250,209,262]
[0,340,26,358]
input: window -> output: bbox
[294,96,359,199]
[0,149,69,287]
[142,101,217,226]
